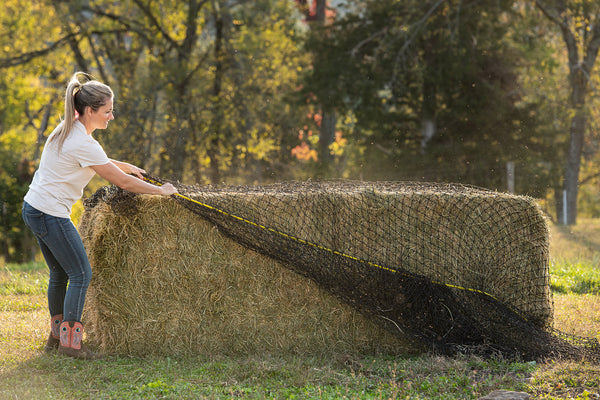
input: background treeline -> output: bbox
[2,0,600,262]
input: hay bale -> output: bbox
[174,182,552,330]
[80,180,556,358]
[79,195,414,357]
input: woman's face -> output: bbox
[87,97,114,131]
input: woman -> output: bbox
[22,72,177,360]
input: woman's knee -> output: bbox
[49,273,69,287]
[68,265,93,287]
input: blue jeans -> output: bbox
[22,201,92,322]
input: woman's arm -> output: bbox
[91,162,177,196]
[110,159,145,179]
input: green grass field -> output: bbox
[1,220,599,399]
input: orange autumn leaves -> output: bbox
[291,111,347,162]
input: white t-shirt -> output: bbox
[24,120,110,218]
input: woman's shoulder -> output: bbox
[71,120,88,136]
[63,122,101,152]
[69,121,98,144]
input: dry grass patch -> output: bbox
[0,308,46,370]
[549,218,600,262]
[552,293,600,339]
[530,361,600,399]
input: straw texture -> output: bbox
[79,179,600,361]
[80,195,413,357]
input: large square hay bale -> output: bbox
[80,180,556,359]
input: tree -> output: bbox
[0,1,67,262]
[1,1,314,181]
[534,0,600,224]
[4,0,311,184]
[294,0,339,177]
[0,0,312,261]
[302,0,550,190]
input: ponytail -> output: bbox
[49,72,113,152]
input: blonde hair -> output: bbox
[50,72,113,152]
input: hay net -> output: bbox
[84,176,600,362]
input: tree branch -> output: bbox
[350,28,387,58]
[0,33,78,68]
[396,0,446,57]
[391,0,445,82]
[131,0,179,49]
[583,12,600,73]
[81,6,154,45]
[579,171,600,185]
[534,0,579,74]
[534,0,568,31]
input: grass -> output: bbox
[1,219,600,399]
[550,218,600,296]
[551,260,600,295]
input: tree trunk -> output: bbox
[534,1,600,225]
[563,112,585,224]
[293,1,337,176]
[171,86,189,182]
[2,203,8,262]
[51,1,94,73]
[420,39,437,152]
[318,3,337,176]
[319,109,336,166]
[33,104,52,161]
[561,38,591,225]
[208,8,224,184]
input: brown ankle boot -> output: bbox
[58,321,102,360]
[44,314,62,353]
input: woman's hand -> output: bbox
[160,183,178,196]
[93,162,178,196]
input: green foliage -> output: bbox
[3,0,600,258]
[46,0,310,184]
[302,0,562,190]
[0,0,313,258]
[0,0,595,191]
[2,0,311,185]
[0,113,39,263]
[0,262,47,296]
[199,1,312,183]
[0,3,66,260]
[550,259,600,295]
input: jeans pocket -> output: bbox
[23,205,48,238]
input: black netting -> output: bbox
[84,176,600,362]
